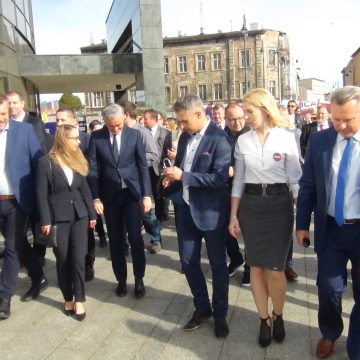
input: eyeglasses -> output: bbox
[228,117,244,123]
[67,136,80,140]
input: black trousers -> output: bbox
[149,167,165,221]
[53,215,88,302]
[104,189,145,282]
[86,214,106,267]
[0,199,29,300]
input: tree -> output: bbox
[58,93,82,111]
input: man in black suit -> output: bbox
[88,103,152,298]
[3,91,48,301]
[0,94,44,318]
[300,106,332,158]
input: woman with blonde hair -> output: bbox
[229,89,302,346]
[36,125,96,320]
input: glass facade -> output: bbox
[0,0,36,107]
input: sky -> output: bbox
[32,0,360,100]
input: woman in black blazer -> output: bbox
[36,125,96,320]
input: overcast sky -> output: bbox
[33,0,360,99]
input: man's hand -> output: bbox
[296,230,310,246]
[167,148,177,161]
[142,197,152,213]
[41,225,51,235]
[163,166,183,182]
[89,220,97,230]
[93,199,104,215]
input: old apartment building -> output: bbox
[163,28,291,111]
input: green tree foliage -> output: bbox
[58,93,82,111]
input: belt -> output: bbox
[0,195,15,201]
[244,183,289,196]
[328,215,360,225]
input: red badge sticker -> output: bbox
[273,153,282,161]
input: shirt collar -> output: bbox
[11,111,26,122]
[0,121,10,133]
[336,129,360,143]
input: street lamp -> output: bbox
[241,14,248,96]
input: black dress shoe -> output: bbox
[134,278,145,299]
[63,302,74,316]
[74,303,86,321]
[85,266,95,282]
[0,298,10,319]
[214,317,229,339]
[116,281,127,297]
[21,277,48,302]
[0,249,5,259]
[184,309,212,331]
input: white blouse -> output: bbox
[232,127,302,198]
[63,166,73,186]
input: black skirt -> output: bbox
[238,191,293,271]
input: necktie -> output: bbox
[334,138,354,225]
[319,124,324,131]
[112,134,119,161]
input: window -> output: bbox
[164,57,169,74]
[212,53,222,70]
[241,81,251,97]
[268,50,276,66]
[269,81,276,97]
[196,54,206,71]
[213,84,223,100]
[177,56,187,73]
[198,85,207,101]
[240,49,250,68]
[93,92,104,108]
[179,85,188,97]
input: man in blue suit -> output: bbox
[296,86,360,359]
[0,94,44,319]
[162,95,231,339]
[88,103,152,299]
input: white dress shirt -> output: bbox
[149,124,159,137]
[328,131,360,219]
[232,127,302,198]
[63,167,73,186]
[182,120,211,204]
[11,111,26,122]
[0,123,14,195]
[317,120,330,132]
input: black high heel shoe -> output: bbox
[63,301,74,316]
[258,316,272,347]
[73,302,86,321]
[272,312,285,342]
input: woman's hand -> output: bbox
[93,199,104,215]
[229,216,241,238]
[41,225,51,235]
[167,148,177,161]
[89,220,97,230]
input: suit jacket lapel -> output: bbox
[118,126,128,166]
[5,120,15,164]
[176,132,189,170]
[191,123,214,170]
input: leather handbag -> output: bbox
[34,160,57,248]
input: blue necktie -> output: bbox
[334,138,354,225]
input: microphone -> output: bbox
[303,237,310,248]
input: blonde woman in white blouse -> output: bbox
[229,89,302,347]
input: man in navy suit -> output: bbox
[88,103,152,299]
[296,86,360,359]
[0,94,44,319]
[162,95,231,339]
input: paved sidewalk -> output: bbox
[0,211,352,360]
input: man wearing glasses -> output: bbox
[287,100,304,131]
[223,103,251,285]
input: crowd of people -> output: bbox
[0,86,359,360]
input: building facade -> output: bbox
[342,47,360,87]
[163,28,292,111]
[80,40,111,111]
[0,0,38,109]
